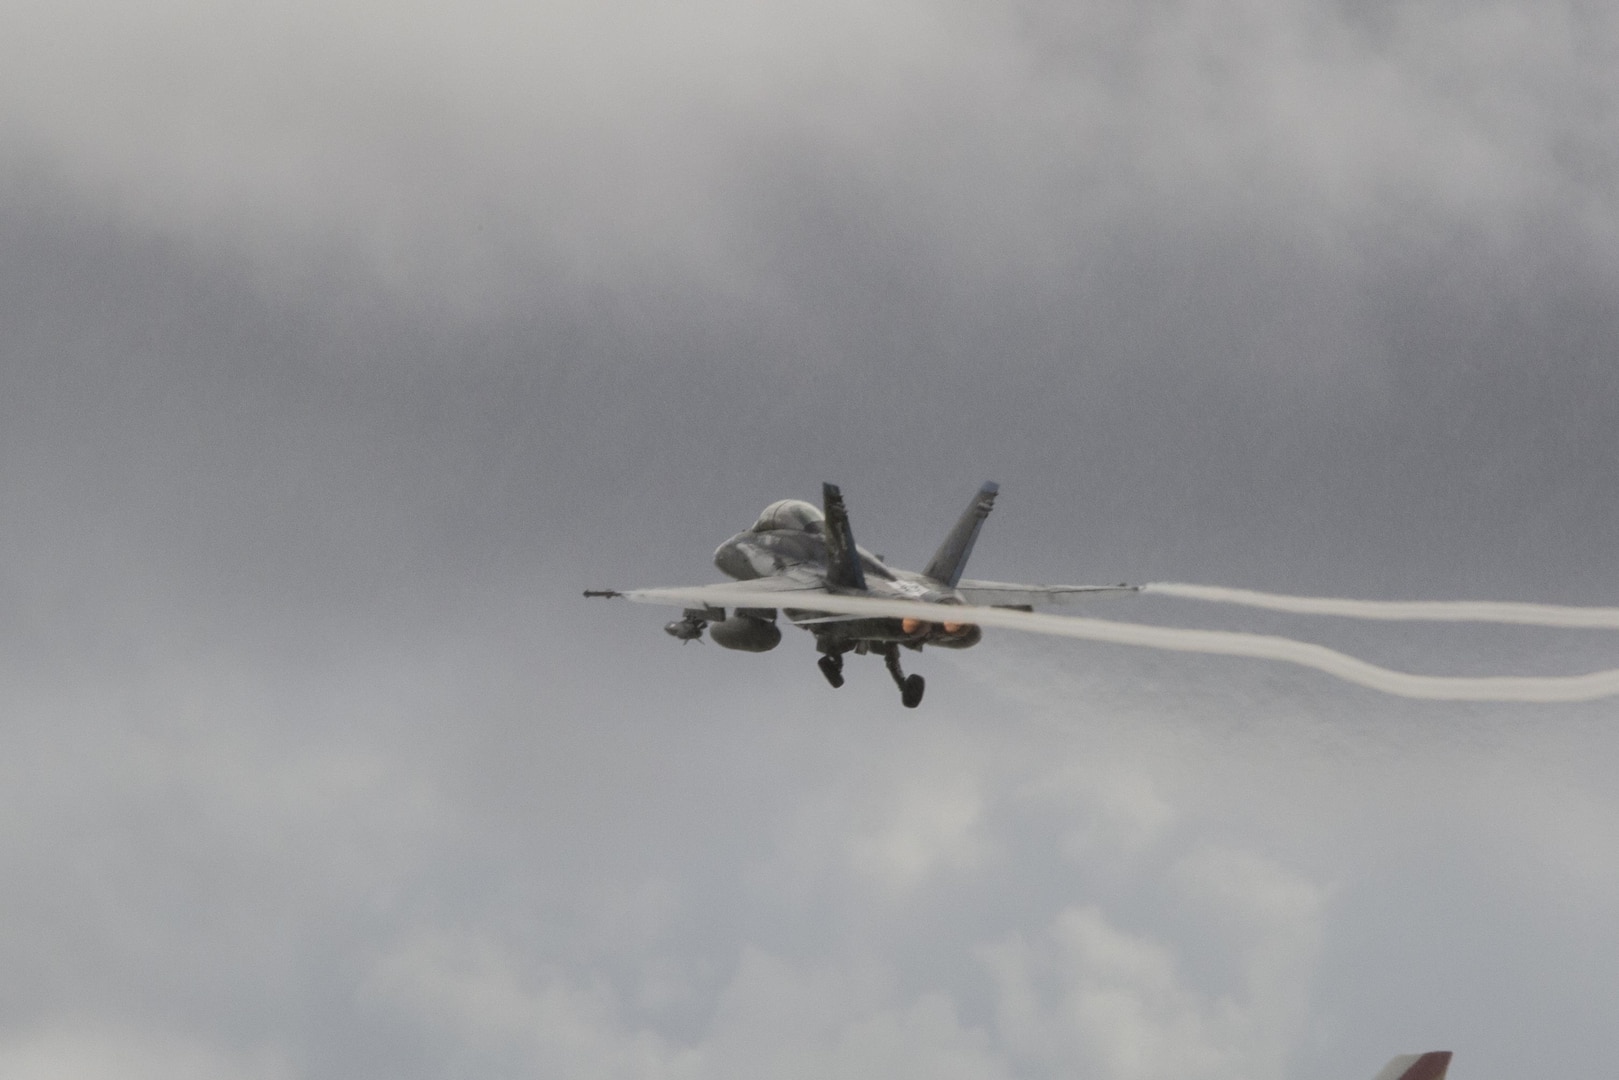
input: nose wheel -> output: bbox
[882,646,926,708]
[818,653,845,689]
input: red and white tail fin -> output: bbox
[1373,1051,1452,1080]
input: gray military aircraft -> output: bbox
[586,482,1136,707]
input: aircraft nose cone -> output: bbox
[713,535,755,579]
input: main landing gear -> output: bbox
[882,645,926,709]
[815,646,924,707]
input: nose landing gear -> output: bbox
[817,653,845,689]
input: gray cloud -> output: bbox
[3,0,1618,1077]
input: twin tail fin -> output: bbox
[924,481,998,587]
[820,483,869,592]
[820,480,1000,592]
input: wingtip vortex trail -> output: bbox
[626,586,1619,703]
[1144,582,1619,629]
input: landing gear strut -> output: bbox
[882,645,926,708]
[817,653,845,689]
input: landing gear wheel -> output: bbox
[818,654,845,689]
[900,674,925,709]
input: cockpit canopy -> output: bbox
[750,498,824,534]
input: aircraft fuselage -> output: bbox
[711,524,983,652]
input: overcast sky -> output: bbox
[3,1,1618,1077]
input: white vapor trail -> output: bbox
[1144,582,1619,628]
[621,586,1619,703]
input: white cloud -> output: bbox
[367,933,1012,1080]
[1172,846,1328,1052]
[0,1026,290,1080]
[848,764,987,893]
[978,847,1324,1080]
[692,947,1010,1080]
[1020,762,1179,861]
[983,906,1231,1080]
[365,929,677,1079]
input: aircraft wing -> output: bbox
[588,577,1139,614]
[588,583,1619,702]
[585,573,834,608]
[954,578,1140,608]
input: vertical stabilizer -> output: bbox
[923,481,999,586]
[821,483,868,592]
[1372,1052,1452,1080]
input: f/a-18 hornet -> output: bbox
[586,482,1135,707]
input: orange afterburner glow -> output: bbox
[900,617,970,635]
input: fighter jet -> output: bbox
[586,482,1136,707]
